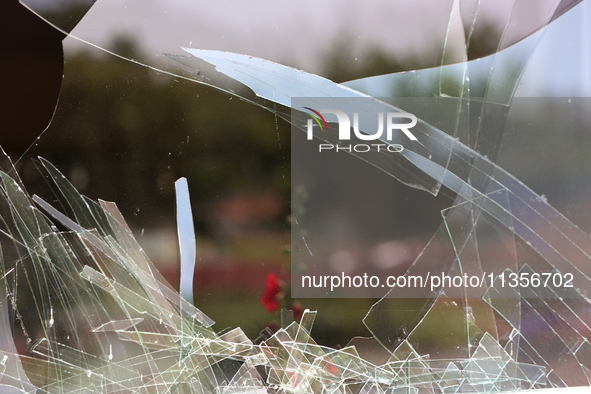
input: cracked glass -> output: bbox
[1,0,591,392]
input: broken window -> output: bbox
[1,0,591,392]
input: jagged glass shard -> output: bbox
[175,177,196,305]
[0,274,37,392]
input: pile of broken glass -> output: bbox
[2,0,591,392]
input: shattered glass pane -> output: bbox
[2,0,591,392]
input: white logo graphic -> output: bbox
[306,110,418,141]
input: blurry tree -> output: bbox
[321,40,418,83]
[27,38,291,235]
[322,19,507,84]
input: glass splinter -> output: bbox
[175,177,196,305]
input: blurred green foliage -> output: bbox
[26,44,291,232]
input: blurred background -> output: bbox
[2,0,591,354]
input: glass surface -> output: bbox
[1,0,591,392]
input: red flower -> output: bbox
[260,273,283,312]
